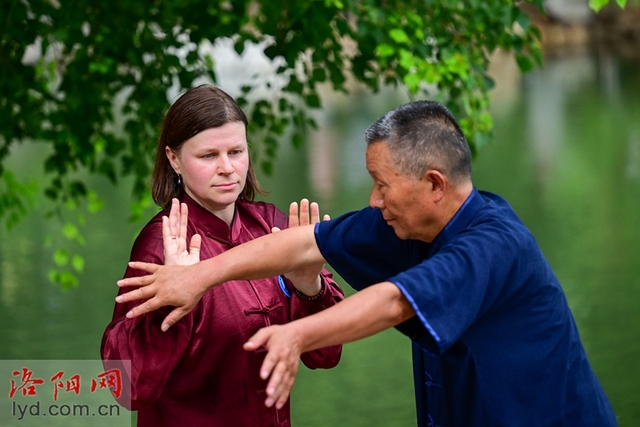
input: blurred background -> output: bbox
[1,1,639,426]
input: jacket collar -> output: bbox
[179,193,245,245]
[427,187,483,256]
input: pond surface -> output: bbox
[1,52,638,426]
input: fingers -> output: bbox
[288,202,299,227]
[243,326,299,409]
[161,307,191,332]
[290,198,329,228]
[115,279,155,301]
[244,328,270,351]
[120,262,161,279]
[179,201,188,244]
[124,295,164,318]
[189,234,202,260]
[162,215,172,244]
[168,198,180,238]
[309,201,320,225]
[299,199,310,226]
[265,361,297,409]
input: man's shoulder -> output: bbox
[461,191,540,258]
[321,207,392,241]
[473,190,526,227]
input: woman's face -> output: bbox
[166,121,249,223]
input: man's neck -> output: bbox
[425,182,474,243]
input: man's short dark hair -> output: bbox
[364,100,472,185]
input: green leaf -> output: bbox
[63,223,80,240]
[53,249,69,267]
[375,43,395,58]
[293,133,304,149]
[312,67,326,82]
[589,0,610,12]
[72,255,85,272]
[87,191,104,213]
[389,29,411,45]
[58,271,79,290]
[305,93,321,108]
[515,53,537,73]
[48,269,59,284]
[404,73,422,93]
[398,49,415,71]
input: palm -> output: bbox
[163,199,202,266]
[274,199,328,285]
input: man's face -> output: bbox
[366,142,434,241]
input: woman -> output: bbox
[101,85,344,427]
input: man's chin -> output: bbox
[389,224,410,240]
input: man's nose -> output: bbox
[369,189,384,209]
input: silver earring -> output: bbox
[177,174,182,186]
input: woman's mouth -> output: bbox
[213,182,238,190]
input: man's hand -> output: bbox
[163,198,201,266]
[272,199,329,295]
[117,262,206,331]
[116,198,205,331]
[243,324,304,409]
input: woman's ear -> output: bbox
[165,146,180,174]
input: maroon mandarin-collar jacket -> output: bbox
[101,195,344,427]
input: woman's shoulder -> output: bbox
[132,209,167,242]
[125,209,167,263]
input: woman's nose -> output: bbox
[217,155,234,174]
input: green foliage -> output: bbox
[0,170,38,229]
[589,0,627,12]
[1,0,547,286]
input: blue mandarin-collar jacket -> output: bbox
[315,188,616,427]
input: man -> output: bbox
[117,101,617,426]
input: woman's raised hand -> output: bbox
[163,198,202,266]
[272,199,329,295]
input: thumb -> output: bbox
[189,233,202,257]
[161,307,189,332]
[244,328,271,351]
[271,227,282,233]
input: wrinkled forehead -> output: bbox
[365,141,402,174]
[365,140,390,162]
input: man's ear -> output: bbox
[424,169,447,203]
[165,146,180,174]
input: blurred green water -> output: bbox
[0,53,638,426]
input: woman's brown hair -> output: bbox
[151,85,266,210]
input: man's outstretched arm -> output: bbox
[243,281,416,408]
[116,223,324,331]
